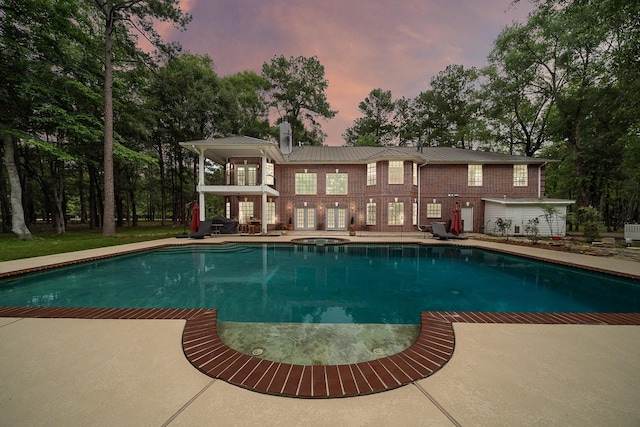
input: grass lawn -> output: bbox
[0,221,187,262]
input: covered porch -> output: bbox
[180,136,285,234]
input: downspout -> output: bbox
[418,161,428,226]
[260,149,267,234]
[537,161,548,198]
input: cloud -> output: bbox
[158,0,534,145]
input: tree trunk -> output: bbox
[88,164,101,229]
[156,141,167,226]
[102,0,115,236]
[2,134,31,239]
[115,191,123,227]
[129,188,138,227]
[78,167,87,223]
[50,159,66,233]
[0,152,11,233]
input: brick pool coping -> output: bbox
[1,305,639,398]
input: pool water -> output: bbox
[1,244,639,324]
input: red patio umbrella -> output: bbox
[190,202,200,233]
[451,202,462,236]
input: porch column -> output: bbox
[261,154,267,233]
[198,149,205,221]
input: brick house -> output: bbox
[181,129,568,235]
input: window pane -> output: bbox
[426,203,442,218]
[236,167,245,186]
[266,163,275,185]
[367,163,376,186]
[513,164,528,186]
[413,163,418,186]
[247,166,257,186]
[468,164,483,186]
[296,209,305,228]
[366,203,376,225]
[326,173,348,195]
[388,202,404,225]
[389,161,404,184]
[266,202,275,224]
[412,202,417,225]
[295,173,317,194]
[238,202,253,223]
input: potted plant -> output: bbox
[287,217,293,231]
[348,216,356,236]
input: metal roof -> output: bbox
[180,137,551,166]
[286,146,550,164]
[179,136,286,165]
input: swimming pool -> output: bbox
[1,243,638,324]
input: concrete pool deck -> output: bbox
[1,233,640,425]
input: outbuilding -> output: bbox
[482,198,575,238]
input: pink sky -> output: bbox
[161,0,534,146]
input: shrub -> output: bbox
[524,217,540,244]
[495,217,512,240]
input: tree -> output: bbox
[481,22,556,156]
[262,55,337,146]
[220,71,271,138]
[428,64,480,149]
[146,53,221,225]
[93,0,191,236]
[1,0,100,237]
[343,88,396,146]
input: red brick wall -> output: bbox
[227,159,546,233]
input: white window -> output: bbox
[295,173,317,195]
[513,164,528,187]
[225,163,231,185]
[388,202,404,225]
[225,201,230,218]
[367,163,377,186]
[266,163,275,186]
[388,161,404,184]
[266,202,275,224]
[412,163,418,186]
[426,203,441,218]
[412,201,418,225]
[366,202,376,225]
[238,201,254,224]
[468,164,483,186]
[236,165,257,186]
[326,173,348,195]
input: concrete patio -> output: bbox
[1,234,639,426]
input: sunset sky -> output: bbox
[160,0,535,145]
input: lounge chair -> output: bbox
[418,224,432,238]
[190,220,212,239]
[431,222,468,240]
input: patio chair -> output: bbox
[190,220,212,239]
[431,222,468,240]
[418,224,432,239]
